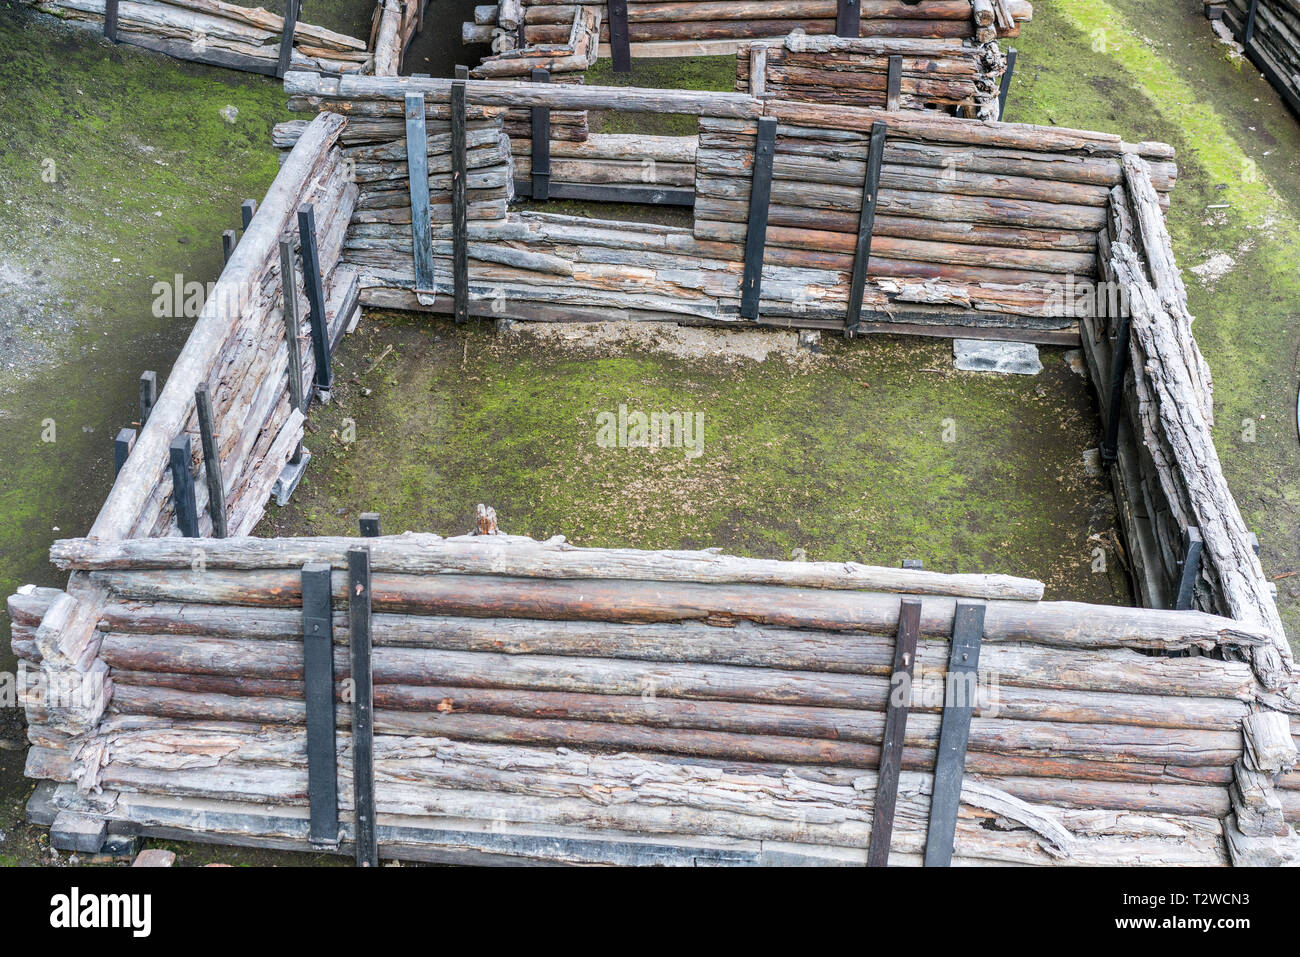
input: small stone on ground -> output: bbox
[133,849,176,867]
[953,339,1042,375]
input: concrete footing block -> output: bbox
[273,450,312,507]
[50,810,107,854]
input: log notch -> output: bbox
[15,530,1294,866]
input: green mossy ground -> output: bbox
[1008,0,1300,646]
[258,315,1127,604]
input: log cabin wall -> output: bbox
[1208,0,1300,117]
[11,531,1297,865]
[23,0,427,77]
[283,71,1177,340]
[466,0,1033,60]
[95,111,358,544]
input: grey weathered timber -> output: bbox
[404,93,436,292]
[139,371,157,425]
[837,0,861,38]
[349,546,378,866]
[168,434,200,538]
[998,48,1017,120]
[278,239,307,417]
[845,121,887,337]
[609,0,631,72]
[277,0,300,80]
[530,69,552,201]
[1175,526,1205,612]
[302,562,339,846]
[194,383,228,539]
[886,55,902,111]
[867,597,920,867]
[740,117,777,320]
[924,600,986,866]
[298,204,332,394]
[451,79,470,324]
[113,428,136,477]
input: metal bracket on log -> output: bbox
[139,370,157,425]
[194,383,228,538]
[359,513,381,537]
[348,546,378,866]
[104,0,119,41]
[924,599,986,867]
[452,78,470,324]
[276,0,301,79]
[1100,305,1132,466]
[998,48,1017,121]
[404,93,436,296]
[298,204,332,398]
[168,434,200,538]
[113,428,135,477]
[886,55,902,111]
[302,562,339,847]
[868,597,922,867]
[836,0,860,37]
[531,69,552,201]
[740,117,777,321]
[1174,526,1204,611]
[608,0,632,72]
[845,121,887,338]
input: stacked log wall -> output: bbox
[1212,0,1300,116]
[13,532,1296,865]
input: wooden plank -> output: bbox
[114,428,136,477]
[837,0,861,38]
[531,69,552,201]
[609,0,632,72]
[867,597,920,867]
[740,116,777,320]
[194,383,228,539]
[404,93,436,293]
[277,0,300,79]
[301,562,339,846]
[452,79,470,324]
[297,204,332,394]
[349,546,378,866]
[278,239,307,415]
[168,434,200,538]
[512,180,694,205]
[924,599,985,867]
[845,121,886,337]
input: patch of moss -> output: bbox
[260,316,1127,604]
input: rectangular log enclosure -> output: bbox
[9,6,1300,866]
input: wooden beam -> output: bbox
[867,597,920,867]
[194,383,228,539]
[404,93,436,293]
[349,546,378,866]
[924,600,986,867]
[512,180,694,206]
[740,117,777,321]
[452,79,470,324]
[302,562,339,846]
[845,121,887,338]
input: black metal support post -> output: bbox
[868,598,921,867]
[348,546,378,866]
[609,0,631,72]
[531,69,552,201]
[451,78,470,323]
[837,0,860,37]
[194,383,228,538]
[168,435,200,538]
[301,562,339,846]
[298,204,332,394]
[845,121,887,337]
[740,117,777,321]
